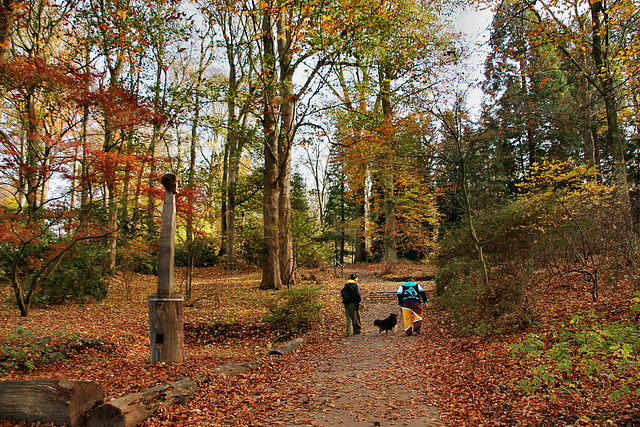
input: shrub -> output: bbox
[435,206,535,334]
[238,217,264,267]
[292,213,332,269]
[435,161,625,333]
[34,242,108,306]
[118,237,157,275]
[511,309,640,402]
[175,238,219,268]
[263,284,323,340]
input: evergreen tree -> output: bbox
[481,0,580,189]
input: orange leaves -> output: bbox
[3,264,637,425]
[89,85,157,130]
[0,56,75,93]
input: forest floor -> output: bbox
[1,261,639,426]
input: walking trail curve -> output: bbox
[272,271,445,427]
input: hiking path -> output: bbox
[271,269,445,427]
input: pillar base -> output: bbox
[148,295,185,363]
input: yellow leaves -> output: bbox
[116,9,127,20]
[10,1,28,12]
[518,159,606,199]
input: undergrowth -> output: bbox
[263,284,323,341]
[511,302,640,404]
[0,326,112,375]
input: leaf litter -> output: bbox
[1,262,639,426]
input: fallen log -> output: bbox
[214,361,262,378]
[269,337,305,356]
[87,379,196,427]
[0,378,104,427]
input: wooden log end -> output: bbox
[0,379,104,427]
[269,337,305,356]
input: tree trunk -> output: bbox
[147,53,165,240]
[103,56,125,275]
[578,82,597,166]
[226,147,239,271]
[590,0,629,208]
[0,0,19,61]
[382,165,396,262]
[87,379,196,427]
[219,138,229,258]
[218,40,231,259]
[80,97,90,210]
[340,174,345,264]
[40,148,51,206]
[105,180,118,273]
[380,73,396,262]
[260,7,281,290]
[225,52,239,269]
[0,0,19,109]
[25,90,38,212]
[276,3,297,287]
[277,86,295,287]
[11,276,28,317]
[186,53,202,246]
[354,184,366,263]
[121,160,132,223]
[460,156,489,289]
[71,144,79,208]
[0,379,104,427]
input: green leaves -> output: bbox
[511,311,640,401]
[0,327,111,375]
[263,284,324,339]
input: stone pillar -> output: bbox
[148,173,184,363]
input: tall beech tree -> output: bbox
[87,0,133,274]
[140,0,186,239]
[255,0,347,289]
[202,0,260,271]
[327,58,376,262]
[324,0,453,262]
[173,25,218,283]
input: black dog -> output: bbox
[374,313,398,334]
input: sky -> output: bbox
[452,6,494,44]
[450,6,495,115]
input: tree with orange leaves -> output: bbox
[0,0,156,316]
[323,0,454,262]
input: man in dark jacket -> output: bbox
[397,278,428,336]
[341,273,362,336]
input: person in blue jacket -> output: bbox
[397,278,428,336]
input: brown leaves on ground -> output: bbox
[419,279,640,426]
[1,261,639,426]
